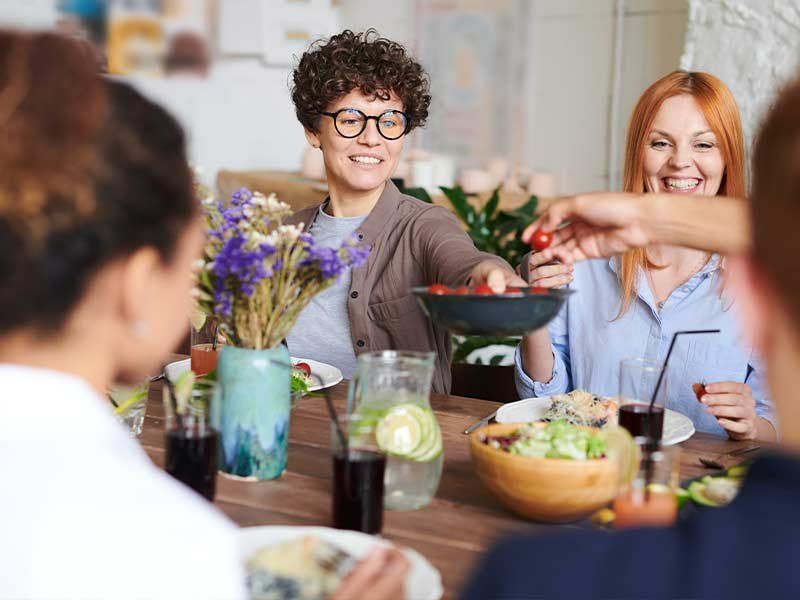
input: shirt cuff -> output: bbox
[514,344,568,398]
[756,407,780,439]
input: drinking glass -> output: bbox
[164,381,220,501]
[108,379,150,437]
[331,415,386,534]
[348,351,442,511]
[613,440,680,529]
[618,358,666,441]
[190,316,223,376]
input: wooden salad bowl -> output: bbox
[469,422,619,523]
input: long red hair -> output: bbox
[617,71,745,316]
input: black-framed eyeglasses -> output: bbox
[320,108,409,140]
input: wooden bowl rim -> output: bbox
[469,421,612,470]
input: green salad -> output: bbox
[484,420,607,460]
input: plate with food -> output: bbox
[495,389,695,446]
[240,526,443,600]
[163,357,343,394]
[411,284,573,336]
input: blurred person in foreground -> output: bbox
[463,76,800,599]
[285,29,523,393]
[0,31,404,599]
[517,71,776,442]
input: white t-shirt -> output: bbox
[0,364,246,600]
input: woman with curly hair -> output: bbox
[286,29,522,393]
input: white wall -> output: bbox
[525,0,688,194]
[125,59,307,187]
[0,0,690,195]
[680,0,800,160]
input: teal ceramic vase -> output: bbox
[214,344,291,480]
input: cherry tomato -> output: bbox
[530,228,553,251]
[428,284,452,295]
[454,286,471,295]
[473,284,494,295]
[693,382,706,402]
[295,362,312,376]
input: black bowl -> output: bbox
[412,287,574,336]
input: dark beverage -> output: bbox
[165,428,219,501]
[619,403,664,440]
[332,449,386,534]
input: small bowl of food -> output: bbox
[469,421,629,522]
[412,284,573,336]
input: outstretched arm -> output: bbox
[522,193,751,263]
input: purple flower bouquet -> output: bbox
[195,187,369,350]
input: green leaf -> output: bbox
[481,187,501,221]
[516,194,539,215]
[440,186,476,225]
[400,186,433,203]
[489,354,505,366]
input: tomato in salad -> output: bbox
[294,361,312,376]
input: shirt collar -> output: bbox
[352,179,401,245]
[607,253,723,277]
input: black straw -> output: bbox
[164,376,184,431]
[643,328,720,497]
[647,329,720,412]
[211,322,220,351]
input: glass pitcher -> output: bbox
[347,351,443,511]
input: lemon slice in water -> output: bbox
[376,404,432,457]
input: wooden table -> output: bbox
[139,377,758,599]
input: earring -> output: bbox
[131,320,149,339]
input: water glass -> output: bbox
[618,358,666,441]
[613,441,680,529]
[331,415,386,534]
[348,351,442,511]
[108,380,150,437]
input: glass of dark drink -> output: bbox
[618,358,666,441]
[165,426,218,500]
[164,380,219,501]
[331,416,386,535]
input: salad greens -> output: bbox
[485,421,607,460]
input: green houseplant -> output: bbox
[402,185,540,365]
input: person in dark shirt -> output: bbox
[464,75,800,599]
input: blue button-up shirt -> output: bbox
[514,255,776,436]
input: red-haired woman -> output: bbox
[516,71,777,441]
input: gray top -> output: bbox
[286,205,367,378]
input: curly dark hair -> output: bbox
[291,29,431,133]
[0,30,195,335]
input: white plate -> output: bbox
[496,396,696,446]
[239,526,443,600]
[163,357,343,392]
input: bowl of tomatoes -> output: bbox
[411,283,573,336]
